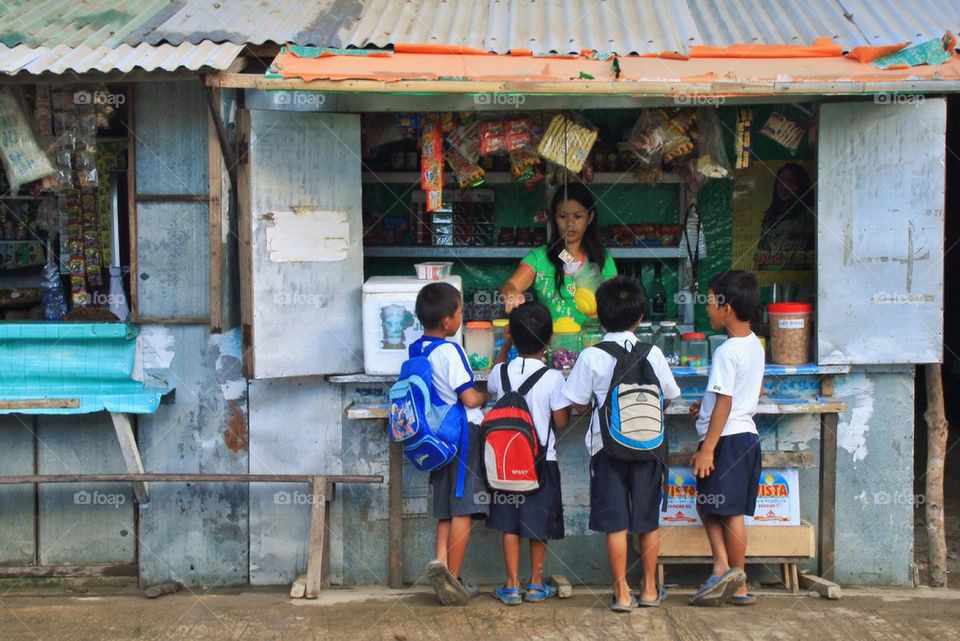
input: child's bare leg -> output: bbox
[446,515,472,578]
[636,529,660,601]
[529,539,546,586]
[435,519,450,565]
[721,515,748,596]
[503,533,521,589]
[605,530,632,605]
[701,514,730,575]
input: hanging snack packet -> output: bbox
[760,112,805,154]
[537,114,597,173]
[735,108,752,169]
[446,147,485,188]
[478,120,508,156]
[505,117,536,152]
[421,116,444,211]
[693,108,732,179]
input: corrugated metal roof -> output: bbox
[0,41,244,75]
[0,0,173,49]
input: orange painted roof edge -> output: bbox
[392,43,492,55]
[688,43,844,58]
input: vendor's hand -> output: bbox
[503,292,526,314]
[688,400,701,421]
[689,448,714,479]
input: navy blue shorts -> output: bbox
[695,432,762,517]
[589,450,664,534]
[486,461,564,540]
[430,423,489,520]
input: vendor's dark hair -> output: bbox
[547,182,607,293]
[508,302,553,356]
[708,270,759,322]
[596,276,646,332]
[415,282,461,328]
[766,163,813,221]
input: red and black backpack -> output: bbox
[480,365,551,494]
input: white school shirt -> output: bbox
[417,336,485,425]
[486,358,570,462]
[563,331,681,457]
[695,333,765,441]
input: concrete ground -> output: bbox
[2,583,959,641]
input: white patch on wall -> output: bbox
[838,379,875,462]
[209,328,245,400]
[220,378,247,401]
[139,325,176,370]
[263,208,349,262]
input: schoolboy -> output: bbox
[485,302,571,605]
[413,282,489,606]
[563,276,681,612]
[687,270,765,607]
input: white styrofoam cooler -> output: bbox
[362,275,463,375]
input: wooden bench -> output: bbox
[0,472,382,598]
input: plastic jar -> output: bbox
[708,334,727,359]
[492,318,508,352]
[768,302,812,365]
[549,317,582,369]
[464,321,494,370]
[680,332,709,367]
[656,321,681,366]
[635,321,655,345]
[581,321,603,349]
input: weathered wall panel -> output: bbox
[818,100,945,364]
[137,325,248,588]
[135,81,208,196]
[0,415,36,564]
[248,378,343,585]
[245,110,363,378]
[135,201,210,318]
[37,412,135,565]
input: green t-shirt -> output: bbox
[520,245,618,325]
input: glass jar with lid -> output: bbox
[464,321,494,370]
[656,321,681,366]
[634,321,655,345]
[680,332,709,367]
[549,317,582,369]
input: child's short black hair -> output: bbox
[596,276,646,332]
[708,270,759,321]
[508,302,553,356]
[415,282,461,329]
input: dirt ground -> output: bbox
[2,584,959,641]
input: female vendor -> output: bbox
[499,183,617,323]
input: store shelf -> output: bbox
[364,246,685,259]
[361,171,684,185]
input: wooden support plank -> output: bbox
[236,108,255,379]
[819,412,838,581]
[109,413,148,504]
[782,564,792,591]
[791,564,800,594]
[127,84,139,320]
[207,85,223,334]
[304,475,327,599]
[0,398,79,410]
[797,572,842,599]
[388,440,404,589]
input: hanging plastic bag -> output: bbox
[694,108,732,180]
[0,87,56,192]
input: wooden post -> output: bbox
[818,375,837,581]
[923,363,949,588]
[109,413,148,503]
[304,475,327,599]
[388,440,404,589]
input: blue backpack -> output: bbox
[388,338,469,497]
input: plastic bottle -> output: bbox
[39,246,66,321]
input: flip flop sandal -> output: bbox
[425,560,468,606]
[610,594,639,612]
[637,585,667,607]
[689,568,745,607]
[458,576,479,598]
[492,585,522,605]
[730,592,757,606]
[523,582,557,602]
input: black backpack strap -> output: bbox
[632,342,653,361]
[516,366,550,396]
[593,341,628,359]
[499,362,512,393]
